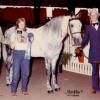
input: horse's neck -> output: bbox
[60,16,71,39]
[48,16,71,43]
[33,16,71,44]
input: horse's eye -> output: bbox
[70,24,73,28]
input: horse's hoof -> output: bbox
[55,88,60,92]
[47,90,54,94]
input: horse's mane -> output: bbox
[41,16,71,34]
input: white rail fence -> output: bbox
[63,62,92,76]
[63,35,93,76]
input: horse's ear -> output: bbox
[70,11,75,17]
[70,11,80,19]
[75,11,81,19]
[71,15,76,19]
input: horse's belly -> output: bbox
[31,44,45,57]
[31,43,44,57]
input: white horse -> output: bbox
[2,15,82,93]
[31,16,82,93]
[2,26,15,85]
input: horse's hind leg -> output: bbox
[9,67,13,84]
[5,64,10,86]
[5,64,12,86]
[6,69,10,86]
[45,58,53,93]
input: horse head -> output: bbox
[68,15,82,46]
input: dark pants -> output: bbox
[91,62,100,91]
[11,50,30,92]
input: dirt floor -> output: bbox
[0,58,100,100]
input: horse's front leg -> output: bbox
[51,55,60,92]
[45,58,53,93]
